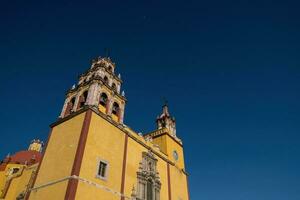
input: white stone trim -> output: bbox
[59,98,69,118]
[96,158,109,181]
[86,83,99,106]
[73,93,80,112]
[30,175,133,200]
[119,103,125,124]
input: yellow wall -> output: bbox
[153,134,168,154]
[170,165,189,200]
[75,112,125,200]
[98,104,106,113]
[75,111,187,200]
[124,137,148,197]
[29,112,86,200]
[0,171,4,197]
[27,109,189,200]
[166,134,185,170]
[73,112,176,200]
[0,163,24,198]
[0,163,38,199]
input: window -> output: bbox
[97,160,108,180]
[65,96,76,116]
[12,168,19,174]
[108,66,113,72]
[112,102,120,115]
[103,76,109,85]
[78,90,88,109]
[99,93,108,107]
[111,83,117,92]
[98,162,107,177]
[173,150,179,161]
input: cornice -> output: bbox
[145,129,183,147]
[78,65,122,83]
[65,78,127,101]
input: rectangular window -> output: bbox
[96,159,109,180]
[98,162,107,177]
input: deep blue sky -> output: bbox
[1,0,300,199]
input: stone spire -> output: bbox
[156,103,177,137]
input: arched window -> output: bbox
[71,97,76,105]
[147,179,153,200]
[108,66,113,72]
[65,96,76,116]
[99,93,108,107]
[112,102,120,115]
[78,90,88,109]
[103,76,109,85]
[111,83,117,92]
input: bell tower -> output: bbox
[156,103,177,137]
[59,56,126,123]
[145,103,186,170]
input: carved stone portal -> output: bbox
[132,151,161,200]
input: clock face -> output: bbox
[173,150,179,161]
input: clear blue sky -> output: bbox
[1,0,300,199]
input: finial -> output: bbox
[118,73,121,79]
[121,91,125,96]
[162,98,169,115]
[71,84,76,89]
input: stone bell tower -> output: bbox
[59,56,126,123]
[156,103,177,137]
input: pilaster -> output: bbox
[86,82,99,106]
[60,98,69,118]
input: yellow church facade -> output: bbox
[0,57,190,200]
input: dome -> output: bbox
[0,150,42,171]
[10,150,42,165]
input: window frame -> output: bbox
[96,158,109,181]
[99,93,108,107]
[112,102,120,116]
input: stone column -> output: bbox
[94,88,101,107]
[108,75,113,87]
[59,98,69,118]
[73,94,80,112]
[86,82,99,106]
[106,96,113,115]
[117,84,121,94]
[118,103,125,124]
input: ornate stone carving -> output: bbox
[134,151,161,200]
